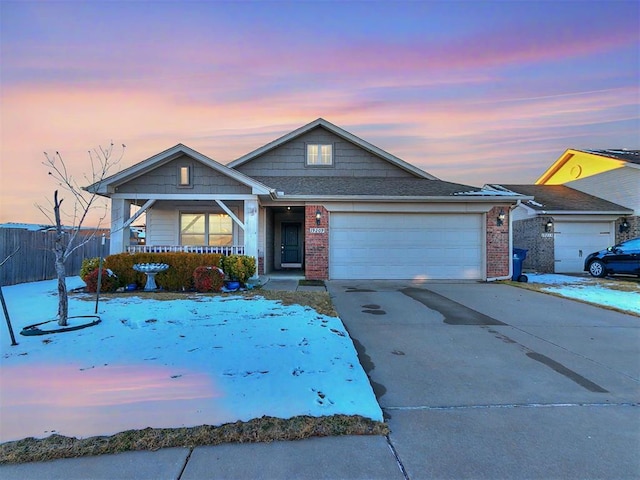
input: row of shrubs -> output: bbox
[81,253,256,293]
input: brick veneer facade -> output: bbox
[257,254,265,276]
[512,216,555,273]
[304,205,329,280]
[616,215,639,244]
[486,206,510,278]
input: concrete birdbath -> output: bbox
[133,263,169,291]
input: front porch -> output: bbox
[120,204,328,280]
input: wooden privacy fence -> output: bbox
[0,229,110,286]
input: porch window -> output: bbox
[306,144,333,166]
[180,213,232,246]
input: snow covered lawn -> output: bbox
[0,277,382,443]
[524,273,639,315]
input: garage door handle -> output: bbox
[579,249,582,257]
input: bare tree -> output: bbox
[37,143,125,326]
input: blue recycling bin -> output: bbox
[512,248,528,282]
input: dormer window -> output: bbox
[306,144,333,166]
[178,165,191,187]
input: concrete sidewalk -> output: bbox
[257,273,328,293]
[0,436,403,480]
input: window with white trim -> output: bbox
[306,144,333,166]
[178,166,191,187]
[180,213,232,246]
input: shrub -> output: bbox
[193,266,225,293]
[104,253,224,291]
[80,257,101,281]
[84,268,119,293]
[219,255,256,285]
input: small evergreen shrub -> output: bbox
[219,255,256,285]
[84,268,119,293]
[193,266,225,293]
[80,257,101,281]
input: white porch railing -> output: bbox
[127,245,245,255]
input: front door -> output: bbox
[281,223,301,267]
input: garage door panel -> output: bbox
[554,221,613,273]
[330,213,483,280]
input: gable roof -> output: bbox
[487,184,632,214]
[580,149,640,164]
[86,144,272,196]
[227,118,437,180]
[536,148,639,185]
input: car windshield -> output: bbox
[619,238,640,251]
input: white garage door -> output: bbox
[554,221,614,273]
[330,213,483,280]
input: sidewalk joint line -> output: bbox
[384,402,639,411]
[176,447,194,480]
[385,434,410,480]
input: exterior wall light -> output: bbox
[315,209,322,225]
[619,218,630,233]
[496,209,506,226]
[545,219,554,232]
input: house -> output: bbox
[483,185,632,273]
[536,149,639,241]
[87,118,525,280]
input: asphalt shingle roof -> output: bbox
[581,149,640,164]
[498,185,632,212]
[252,176,482,197]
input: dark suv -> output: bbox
[584,237,640,277]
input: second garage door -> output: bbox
[554,221,614,273]
[329,212,483,280]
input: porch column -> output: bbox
[243,199,259,278]
[110,198,131,254]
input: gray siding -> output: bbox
[147,206,178,245]
[235,126,415,178]
[146,200,245,246]
[116,155,252,195]
[566,167,640,214]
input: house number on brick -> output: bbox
[309,228,326,234]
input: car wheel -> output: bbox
[588,260,606,278]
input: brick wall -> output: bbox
[616,215,639,244]
[486,206,510,278]
[304,205,329,280]
[513,216,555,273]
[257,253,264,276]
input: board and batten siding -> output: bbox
[115,155,253,195]
[235,127,415,178]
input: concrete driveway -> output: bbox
[327,280,640,480]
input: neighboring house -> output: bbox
[484,185,632,274]
[87,118,524,280]
[535,149,639,241]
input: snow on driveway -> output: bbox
[0,277,382,442]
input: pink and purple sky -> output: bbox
[1,0,638,225]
